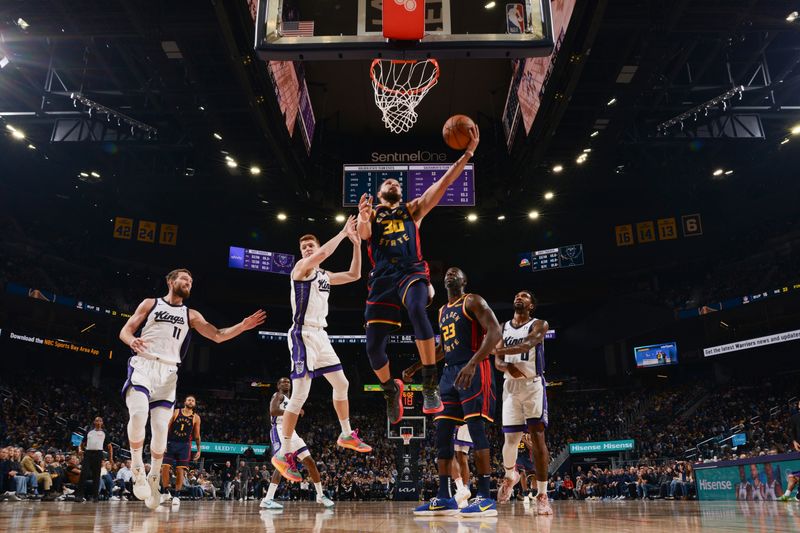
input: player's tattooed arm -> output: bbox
[493,320,549,357]
[407,125,479,223]
[189,309,267,343]
[119,298,157,352]
[455,294,501,389]
[402,344,445,383]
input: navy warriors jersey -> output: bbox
[136,298,192,365]
[368,204,423,266]
[291,268,330,329]
[168,410,194,442]
[438,294,485,366]
[518,439,532,459]
[501,318,544,379]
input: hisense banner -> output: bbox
[569,439,635,454]
[694,454,800,500]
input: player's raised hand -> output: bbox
[455,361,477,390]
[466,123,480,154]
[358,193,372,223]
[130,337,147,353]
[345,215,359,244]
[241,309,267,330]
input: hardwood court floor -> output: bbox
[2,500,800,532]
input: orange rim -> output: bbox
[370,58,440,96]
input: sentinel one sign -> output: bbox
[569,440,635,454]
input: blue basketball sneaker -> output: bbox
[413,497,460,516]
[460,496,498,517]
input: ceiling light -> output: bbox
[6,124,16,132]
[11,130,25,140]
[607,97,617,106]
[583,148,591,153]
[224,155,234,162]
[250,166,261,175]
[27,144,35,150]
[576,155,587,164]
[552,165,563,173]
[277,213,287,221]
[528,210,540,220]
[16,18,30,30]
[467,213,478,222]
[0,56,9,69]
[90,171,100,178]
[213,132,222,140]
[80,172,89,178]
[335,214,346,223]
[712,169,724,176]
[724,170,733,175]
[198,106,205,111]
[497,215,506,221]
[791,124,800,135]
[590,131,599,137]
[781,138,790,145]
[788,11,799,22]
[226,160,237,168]
[484,1,496,8]
[544,191,554,200]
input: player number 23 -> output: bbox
[442,323,456,341]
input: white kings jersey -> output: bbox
[501,318,545,380]
[290,269,330,329]
[136,298,192,365]
[271,394,290,429]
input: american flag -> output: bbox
[281,21,315,37]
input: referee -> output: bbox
[74,417,113,502]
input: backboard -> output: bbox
[255,0,554,61]
[388,415,427,441]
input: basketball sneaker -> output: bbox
[454,486,471,509]
[132,471,150,501]
[497,470,520,503]
[316,494,335,508]
[159,493,172,505]
[413,497,460,516]
[460,496,498,517]
[171,495,180,509]
[144,474,161,510]
[383,379,405,423]
[535,493,553,515]
[421,382,444,414]
[271,452,302,483]
[260,498,284,510]
[337,429,373,453]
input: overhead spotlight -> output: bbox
[16,18,30,30]
[0,55,9,69]
[79,172,89,178]
[724,170,733,175]
[576,155,587,164]
[781,138,790,145]
[787,11,799,22]
[27,144,35,150]
[528,210,540,220]
[791,124,800,135]
[544,191,554,200]
[712,168,724,176]
[497,215,506,221]
[213,132,223,140]
[466,213,478,222]
[11,130,25,140]
[226,159,237,168]
[224,155,234,162]
[198,105,205,111]
[590,130,599,137]
[250,166,261,175]
[583,148,592,153]
[5,124,16,132]
[90,171,100,178]
[552,165,563,173]
[335,214,346,223]
[277,213,287,221]
[484,1,496,8]
[607,97,617,106]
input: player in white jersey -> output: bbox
[119,268,266,510]
[273,217,372,483]
[261,377,334,510]
[493,290,552,515]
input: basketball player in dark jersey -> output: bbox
[515,434,535,502]
[357,128,479,424]
[160,394,201,508]
[405,267,501,517]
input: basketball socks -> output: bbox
[454,478,465,492]
[537,481,548,497]
[266,483,278,501]
[421,365,437,387]
[477,474,491,498]
[339,418,352,436]
[131,448,144,474]
[150,457,163,478]
[437,475,451,499]
[783,489,792,497]
[314,482,323,497]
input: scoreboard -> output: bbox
[343,163,475,207]
[519,244,585,272]
[228,246,295,275]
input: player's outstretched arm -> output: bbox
[356,193,373,240]
[294,216,355,280]
[402,344,445,383]
[269,392,285,417]
[455,295,501,389]
[330,217,362,286]
[493,319,549,357]
[119,298,156,352]
[189,309,266,344]
[407,125,479,223]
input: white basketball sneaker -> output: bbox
[454,486,471,509]
[171,495,180,509]
[144,474,161,510]
[132,471,150,501]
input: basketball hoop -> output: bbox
[400,426,414,446]
[370,58,440,134]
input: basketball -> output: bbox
[442,114,475,150]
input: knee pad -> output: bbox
[125,390,149,442]
[149,406,173,454]
[466,418,490,450]
[286,377,311,414]
[436,419,457,460]
[326,371,349,402]
[405,283,435,340]
[366,324,391,370]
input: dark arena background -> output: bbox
[2,1,800,531]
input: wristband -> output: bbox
[465,150,474,158]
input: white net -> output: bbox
[370,59,440,134]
